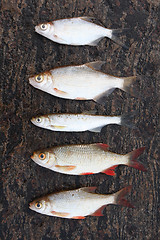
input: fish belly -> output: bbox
[54,146,128,174]
[50,191,113,217]
[54,19,105,45]
[52,67,124,100]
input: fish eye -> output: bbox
[39,153,46,160]
[35,201,42,209]
[36,117,42,123]
[35,75,43,83]
[40,24,48,31]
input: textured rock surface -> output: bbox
[1,0,160,239]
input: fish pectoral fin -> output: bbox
[50,125,66,129]
[51,211,69,218]
[93,88,115,104]
[53,34,67,43]
[55,165,76,171]
[54,87,67,95]
[89,126,103,133]
[72,216,86,219]
[81,187,97,193]
[85,61,105,71]
[102,165,118,176]
[88,37,104,46]
[91,205,106,216]
[96,143,109,151]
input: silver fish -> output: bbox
[29,61,137,103]
[31,144,146,175]
[31,112,135,133]
[35,17,128,47]
[29,186,134,219]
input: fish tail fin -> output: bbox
[122,76,141,97]
[110,28,129,49]
[120,111,137,129]
[127,147,147,171]
[115,186,134,208]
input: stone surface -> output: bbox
[0,0,160,239]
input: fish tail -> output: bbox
[120,111,137,129]
[114,186,134,208]
[122,76,141,97]
[110,28,129,49]
[127,147,147,171]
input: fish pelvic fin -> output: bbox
[72,216,86,219]
[127,147,147,172]
[114,186,134,208]
[110,28,130,49]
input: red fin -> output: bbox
[96,143,109,151]
[80,172,94,175]
[128,147,147,171]
[72,216,85,219]
[102,165,118,176]
[75,97,86,100]
[51,211,69,217]
[54,88,67,95]
[55,165,76,171]
[115,186,134,208]
[81,187,97,193]
[91,205,106,216]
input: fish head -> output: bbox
[31,115,50,128]
[31,150,56,168]
[29,71,53,91]
[29,197,51,215]
[35,22,54,38]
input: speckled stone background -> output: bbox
[1,0,160,239]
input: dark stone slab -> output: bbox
[1,0,160,239]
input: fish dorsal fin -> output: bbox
[82,110,97,115]
[96,143,109,151]
[85,61,105,71]
[80,187,97,193]
[79,16,96,23]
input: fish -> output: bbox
[29,61,138,103]
[30,112,136,133]
[31,144,146,175]
[35,17,128,48]
[29,186,134,219]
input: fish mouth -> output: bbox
[35,26,38,32]
[28,78,32,84]
[30,118,34,124]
